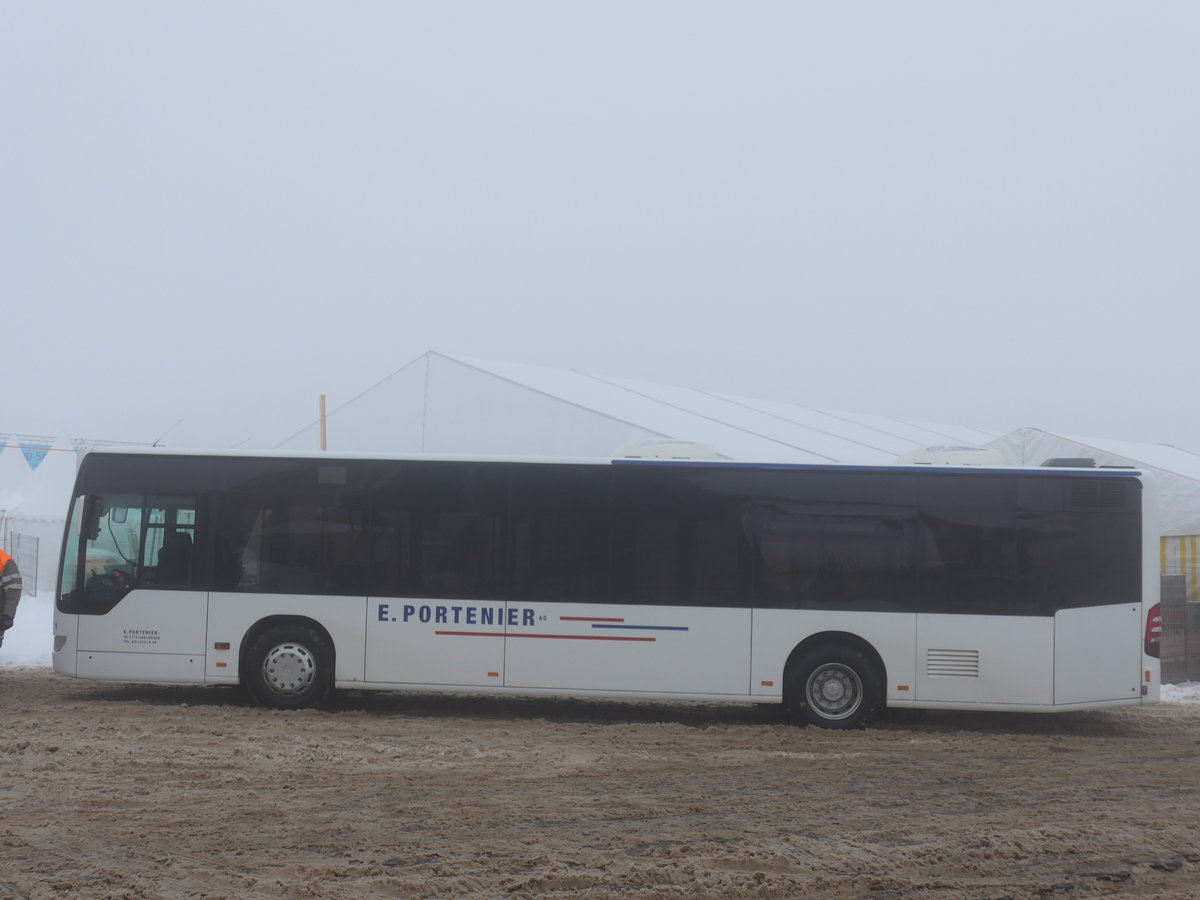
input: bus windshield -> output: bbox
[60,492,196,613]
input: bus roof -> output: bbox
[75,446,1144,478]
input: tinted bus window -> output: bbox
[613,466,753,607]
[909,473,1141,615]
[368,461,507,600]
[1015,476,1141,612]
[753,469,920,611]
[913,473,1021,614]
[511,465,611,603]
[75,453,215,495]
[213,460,374,595]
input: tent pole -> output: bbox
[319,394,328,451]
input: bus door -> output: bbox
[67,493,208,683]
[366,597,508,688]
[363,461,508,688]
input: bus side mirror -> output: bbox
[84,497,107,540]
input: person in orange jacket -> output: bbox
[0,550,21,649]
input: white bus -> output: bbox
[53,449,1161,728]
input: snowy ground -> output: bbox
[5,589,1199,703]
[1,589,53,666]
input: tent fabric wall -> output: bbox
[1164,536,1200,603]
[277,351,1007,463]
[274,355,432,453]
[275,353,669,457]
[0,436,82,594]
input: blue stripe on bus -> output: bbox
[590,624,690,632]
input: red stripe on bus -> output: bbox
[559,616,625,622]
[434,631,505,638]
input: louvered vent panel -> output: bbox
[1069,479,1129,510]
[926,649,980,678]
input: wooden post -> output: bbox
[319,394,328,451]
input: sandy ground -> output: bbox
[2,669,1199,900]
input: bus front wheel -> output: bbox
[785,645,881,729]
[244,624,334,710]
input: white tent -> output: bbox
[276,351,1007,464]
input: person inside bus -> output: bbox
[0,549,22,650]
[155,531,194,585]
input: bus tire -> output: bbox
[785,645,881,730]
[244,624,334,710]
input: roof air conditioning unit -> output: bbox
[896,444,1006,466]
[615,440,719,460]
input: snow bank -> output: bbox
[1,590,53,667]
[1160,681,1200,704]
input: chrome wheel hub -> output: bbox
[806,664,862,720]
[262,642,316,697]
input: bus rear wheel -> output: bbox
[245,624,334,710]
[786,645,881,730]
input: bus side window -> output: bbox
[613,467,753,607]
[212,538,242,590]
[142,497,198,589]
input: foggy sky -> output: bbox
[5,3,1198,452]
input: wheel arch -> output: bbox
[782,631,887,710]
[239,615,336,680]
